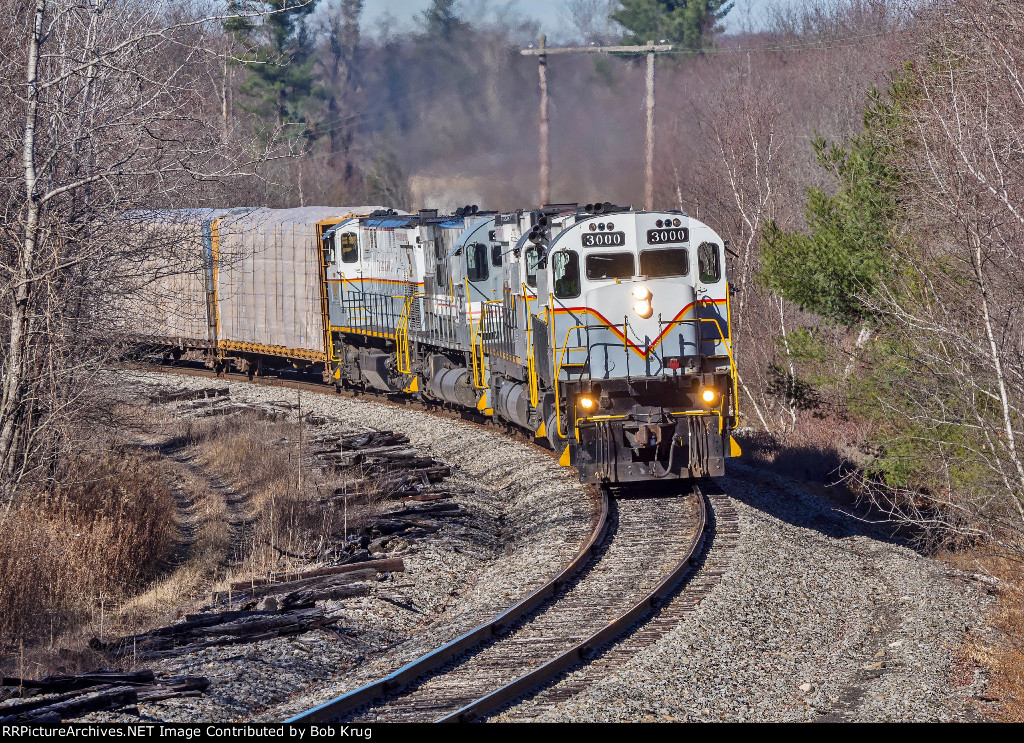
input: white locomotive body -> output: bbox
[320,203,738,483]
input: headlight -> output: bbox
[579,396,596,410]
[702,388,717,404]
[632,300,653,319]
[631,285,651,301]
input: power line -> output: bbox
[520,38,674,210]
[664,28,897,54]
[533,28,896,58]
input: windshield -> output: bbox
[552,251,580,299]
[640,248,688,277]
[697,242,721,283]
[525,246,540,288]
[585,252,635,280]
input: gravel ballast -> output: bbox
[77,370,596,722]
[75,369,995,723]
[498,464,994,722]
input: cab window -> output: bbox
[467,242,488,282]
[640,248,688,278]
[491,244,503,267]
[697,242,721,283]
[552,250,580,299]
[585,252,634,280]
[525,246,540,288]
[340,233,358,264]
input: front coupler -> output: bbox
[572,414,725,484]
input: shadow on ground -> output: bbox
[723,431,922,550]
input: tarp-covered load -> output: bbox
[136,205,384,362]
[129,209,228,349]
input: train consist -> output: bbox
[143,202,740,483]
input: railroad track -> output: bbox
[501,486,738,721]
[285,486,708,723]
[135,361,734,722]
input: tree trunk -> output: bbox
[0,0,45,495]
[971,232,1024,515]
[776,296,798,430]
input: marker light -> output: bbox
[702,389,717,404]
[631,285,652,301]
[579,396,596,410]
[633,300,653,319]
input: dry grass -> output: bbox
[0,404,390,678]
[0,448,177,653]
[174,412,383,583]
[116,463,232,631]
[943,550,1024,721]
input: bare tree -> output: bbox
[858,0,1024,548]
[696,60,786,430]
[560,0,623,44]
[0,0,279,504]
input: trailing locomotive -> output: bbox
[142,202,740,484]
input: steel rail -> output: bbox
[436,485,708,723]
[287,490,611,723]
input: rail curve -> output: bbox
[138,362,720,723]
[289,488,707,723]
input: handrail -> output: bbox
[552,323,590,439]
[723,282,739,424]
[463,280,503,391]
[523,286,540,409]
[695,313,738,430]
[548,309,737,438]
[470,302,501,391]
[396,292,423,376]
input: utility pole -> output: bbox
[538,35,550,205]
[644,41,657,212]
[521,39,673,210]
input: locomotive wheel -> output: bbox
[546,412,567,453]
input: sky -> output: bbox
[358,0,813,39]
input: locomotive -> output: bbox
[143,202,740,484]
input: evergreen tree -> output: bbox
[610,0,733,49]
[760,80,914,327]
[419,0,467,43]
[227,0,321,137]
[324,0,364,192]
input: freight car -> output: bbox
[138,206,388,373]
[141,202,740,483]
